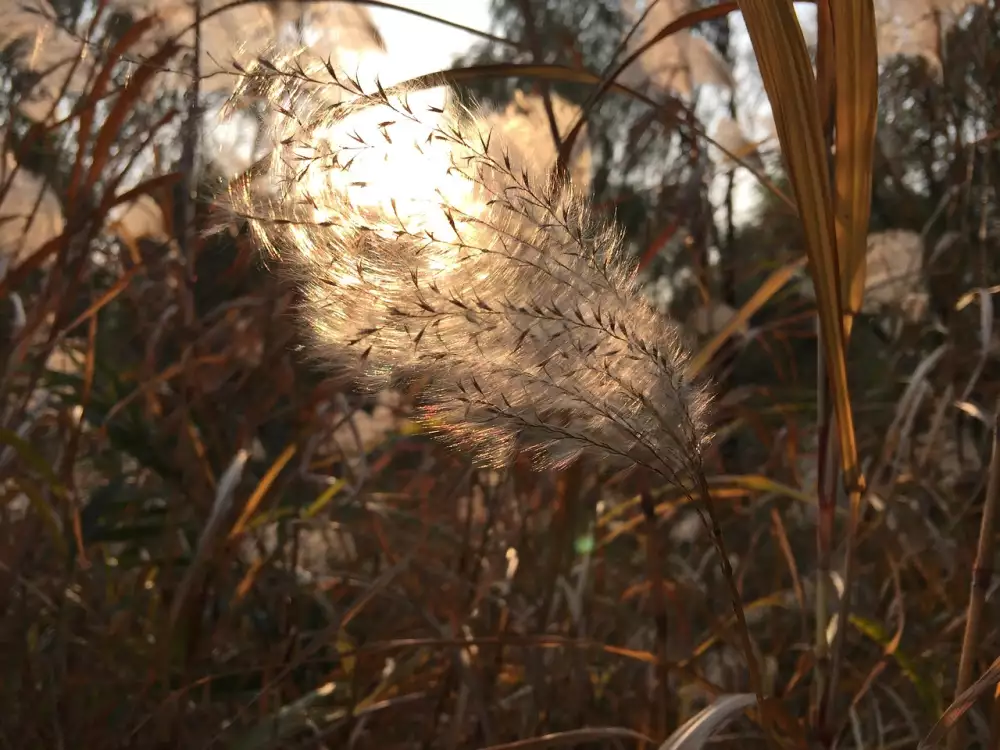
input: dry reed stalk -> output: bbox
[949,413,1000,750]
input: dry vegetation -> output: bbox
[1,1,999,749]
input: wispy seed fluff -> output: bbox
[226,56,712,484]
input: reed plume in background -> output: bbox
[225,55,712,487]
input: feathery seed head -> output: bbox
[226,55,713,484]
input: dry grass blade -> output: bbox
[657,693,756,750]
[770,507,806,637]
[479,727,656,750]
[207,558,413,747]
[688,256,806,377]
[734,1,857,478]
[831,0,878,340]
[229,679,348,750]
[104,173,184,211]
[360,62,666,109]
[736,0,869,733]
[67,15,159,204]
[59,265,142,335]
[922,656,1000,749]
[86,42,181,187]
[948,415,1000,750]
[958,289,994,403]
[556,1,738,173]
[814,0,834,134]
[228,443,297,539]
[838,553,907,738]
[169,448,251,628]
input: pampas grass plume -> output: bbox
[225,55,713,486]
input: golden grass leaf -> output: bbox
[815,0,835,134]
[688,256,806,377]
[832,0,879,339]
[736,0,859,480]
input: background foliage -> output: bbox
[1,0,999,748]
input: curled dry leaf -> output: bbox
[658,693,757,750]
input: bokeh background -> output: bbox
[1,1,999,747]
